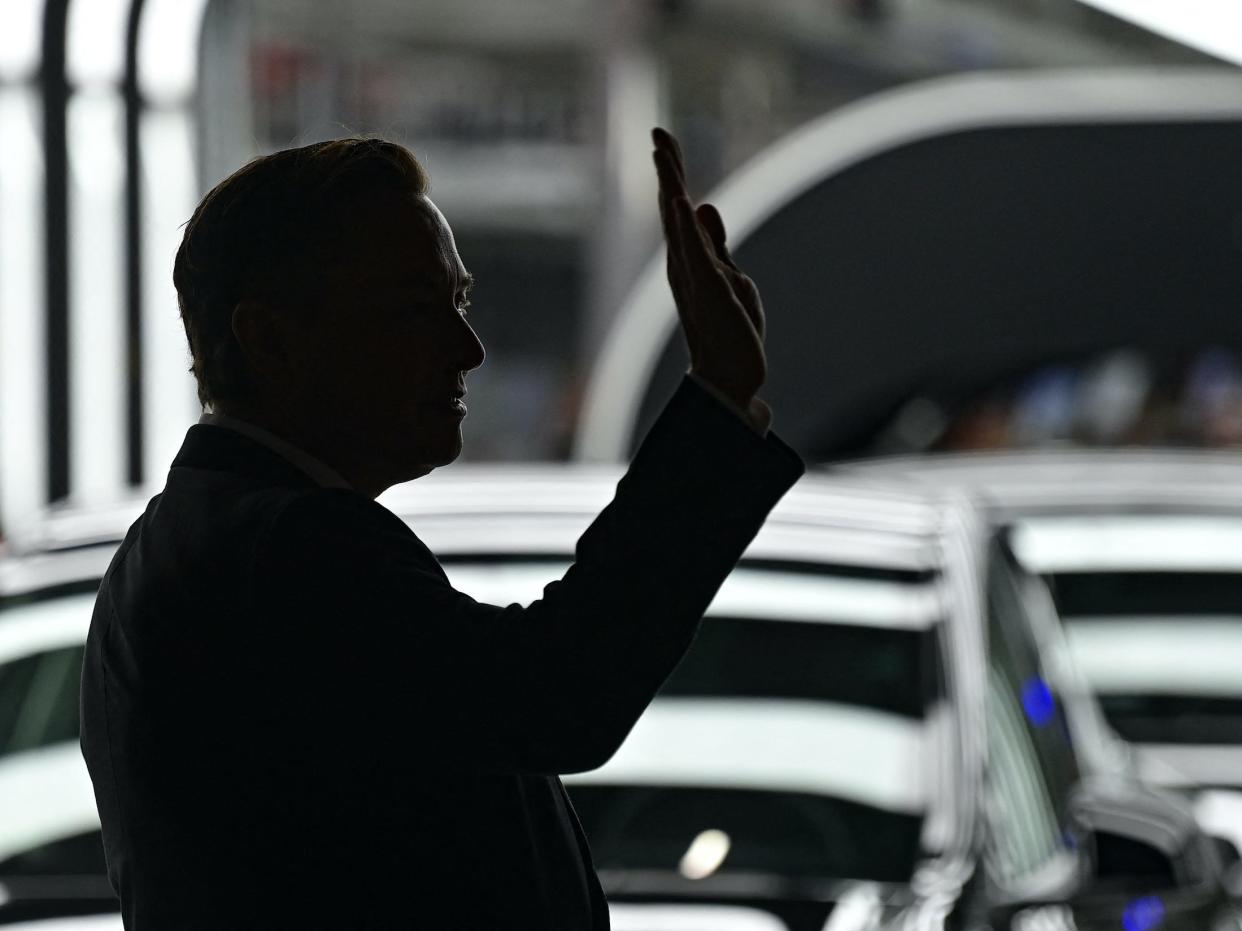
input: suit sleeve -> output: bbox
[254,375,804,774]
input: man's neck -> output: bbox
[209,402,393,498]
[201,408,355,492]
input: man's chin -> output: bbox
[403,440,463,480]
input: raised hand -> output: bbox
[652,127,770,432]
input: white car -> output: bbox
[842,449,1242,856]
[1,464,1235,930]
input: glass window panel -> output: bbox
[985,545,1080,887]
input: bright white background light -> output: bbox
[567,698,931,814]
[137,0,211,106]
[66,0,130,88]
[67,91,127,504]
[1067,618,1242,695]
[442,563,941,629]
[1075,0,1242,67]
[0,0,46,84]
[140,111,204,482]
[0,87,46,536]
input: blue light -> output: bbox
[1021,677,1056,727]
[1122,895,1165,931]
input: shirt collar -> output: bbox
[197,411,354,491]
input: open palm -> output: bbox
[652,127,768,424]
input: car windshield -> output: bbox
[1013,516,1242,746]
[444,560,948,887]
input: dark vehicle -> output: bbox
[1,467,1237,929]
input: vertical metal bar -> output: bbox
[41,0,70,504]
[124,0,146,486]
[581,0,664,394]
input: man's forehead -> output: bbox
[350,195,469,291]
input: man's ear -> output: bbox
[231,299,295,383]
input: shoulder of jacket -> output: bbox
[258,486,439,569]
[263,486,398,536]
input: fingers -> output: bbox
[652,136,731,301]
[652,127,687,190]
[654,150,690,285]
[653,140,700,355]
[696,202,764,339]
[652,148,680,228]
[652,127,745,350]
[695,203,738,271]
[675,196,734,301]
[666,197,696,317]
[652,140,688,249]
[655,143,724,303]
[653,128,731,275]
[651,126,768,402]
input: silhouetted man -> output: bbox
[80,128,803,929]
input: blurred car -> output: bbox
[840,450,1242,856]
[3,465,1239,930]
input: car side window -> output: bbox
[0,646,85,759]
[984,541,1082,891]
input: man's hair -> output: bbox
[173,136,430,409]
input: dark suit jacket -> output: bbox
[80,376,804,929]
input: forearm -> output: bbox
[490,374,802,770]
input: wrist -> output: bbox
[745,397,772,436]
[688,370,769,435]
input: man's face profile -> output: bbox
[244,190,486,494]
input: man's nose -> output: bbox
[459,316,486,372]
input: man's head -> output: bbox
[174,137,485,495]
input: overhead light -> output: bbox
[1074,0,1242,67]
[679,829,731,880]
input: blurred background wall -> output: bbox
[0,0,1221,541]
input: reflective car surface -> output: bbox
[843,451,1242,861]
[1,466,1238,929]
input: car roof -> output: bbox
[0,467,977,872]
[832,448,1242,516]
[380,465,957,571]
[0,465,967,601]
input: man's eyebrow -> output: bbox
[376,272,473,293]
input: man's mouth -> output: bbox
[422,387,467,415]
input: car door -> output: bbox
[979,541,1238,931]
[978,540,1085,931]
[0,583,115,921]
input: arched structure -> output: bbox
[573,68,1242,463]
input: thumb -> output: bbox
[695,203,738,270]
